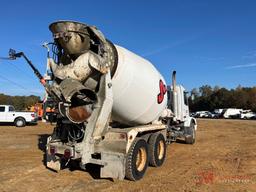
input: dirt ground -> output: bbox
[0,119,255,192]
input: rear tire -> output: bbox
[148,132,166,167]
[14,117,26,127]
[125,138,149,181]
[185,122,196,144]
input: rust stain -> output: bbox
[68,106,91,123]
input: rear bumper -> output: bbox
[28,118,38,124]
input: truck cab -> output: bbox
[0,105,14,122]
[168,85,190,122]
[166,71,197,144]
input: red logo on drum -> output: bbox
[157,80,167,104]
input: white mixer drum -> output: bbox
[111,45,168,126]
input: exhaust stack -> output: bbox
[172,71,177,92]
[172,71,178,118]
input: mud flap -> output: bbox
[46,153,61,171]
[185,135,193,142]
[100,152,125,180]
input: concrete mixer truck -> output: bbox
[9,21,197,181]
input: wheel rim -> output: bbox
[17,120,23,126]
[136,147,147,171]
[157,140,165,160]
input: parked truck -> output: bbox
[10,21,197,180]
[222,108,242,119]
[239,110,256,119]
[0,105,37,127]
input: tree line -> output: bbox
[189,85,256,112]
[1,85,256,112]
[0,93,40,111]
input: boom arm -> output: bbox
[9,49,46,85]
[8,49,61,102]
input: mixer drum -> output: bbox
[111,45,168,126]
[48,21,167,126]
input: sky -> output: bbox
[0,0,256,97]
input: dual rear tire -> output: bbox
[125,132,166,181]
[148,133,166,167]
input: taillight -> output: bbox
[49,146,56,155]
[31,113,35,118]
[64,149,71,159]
